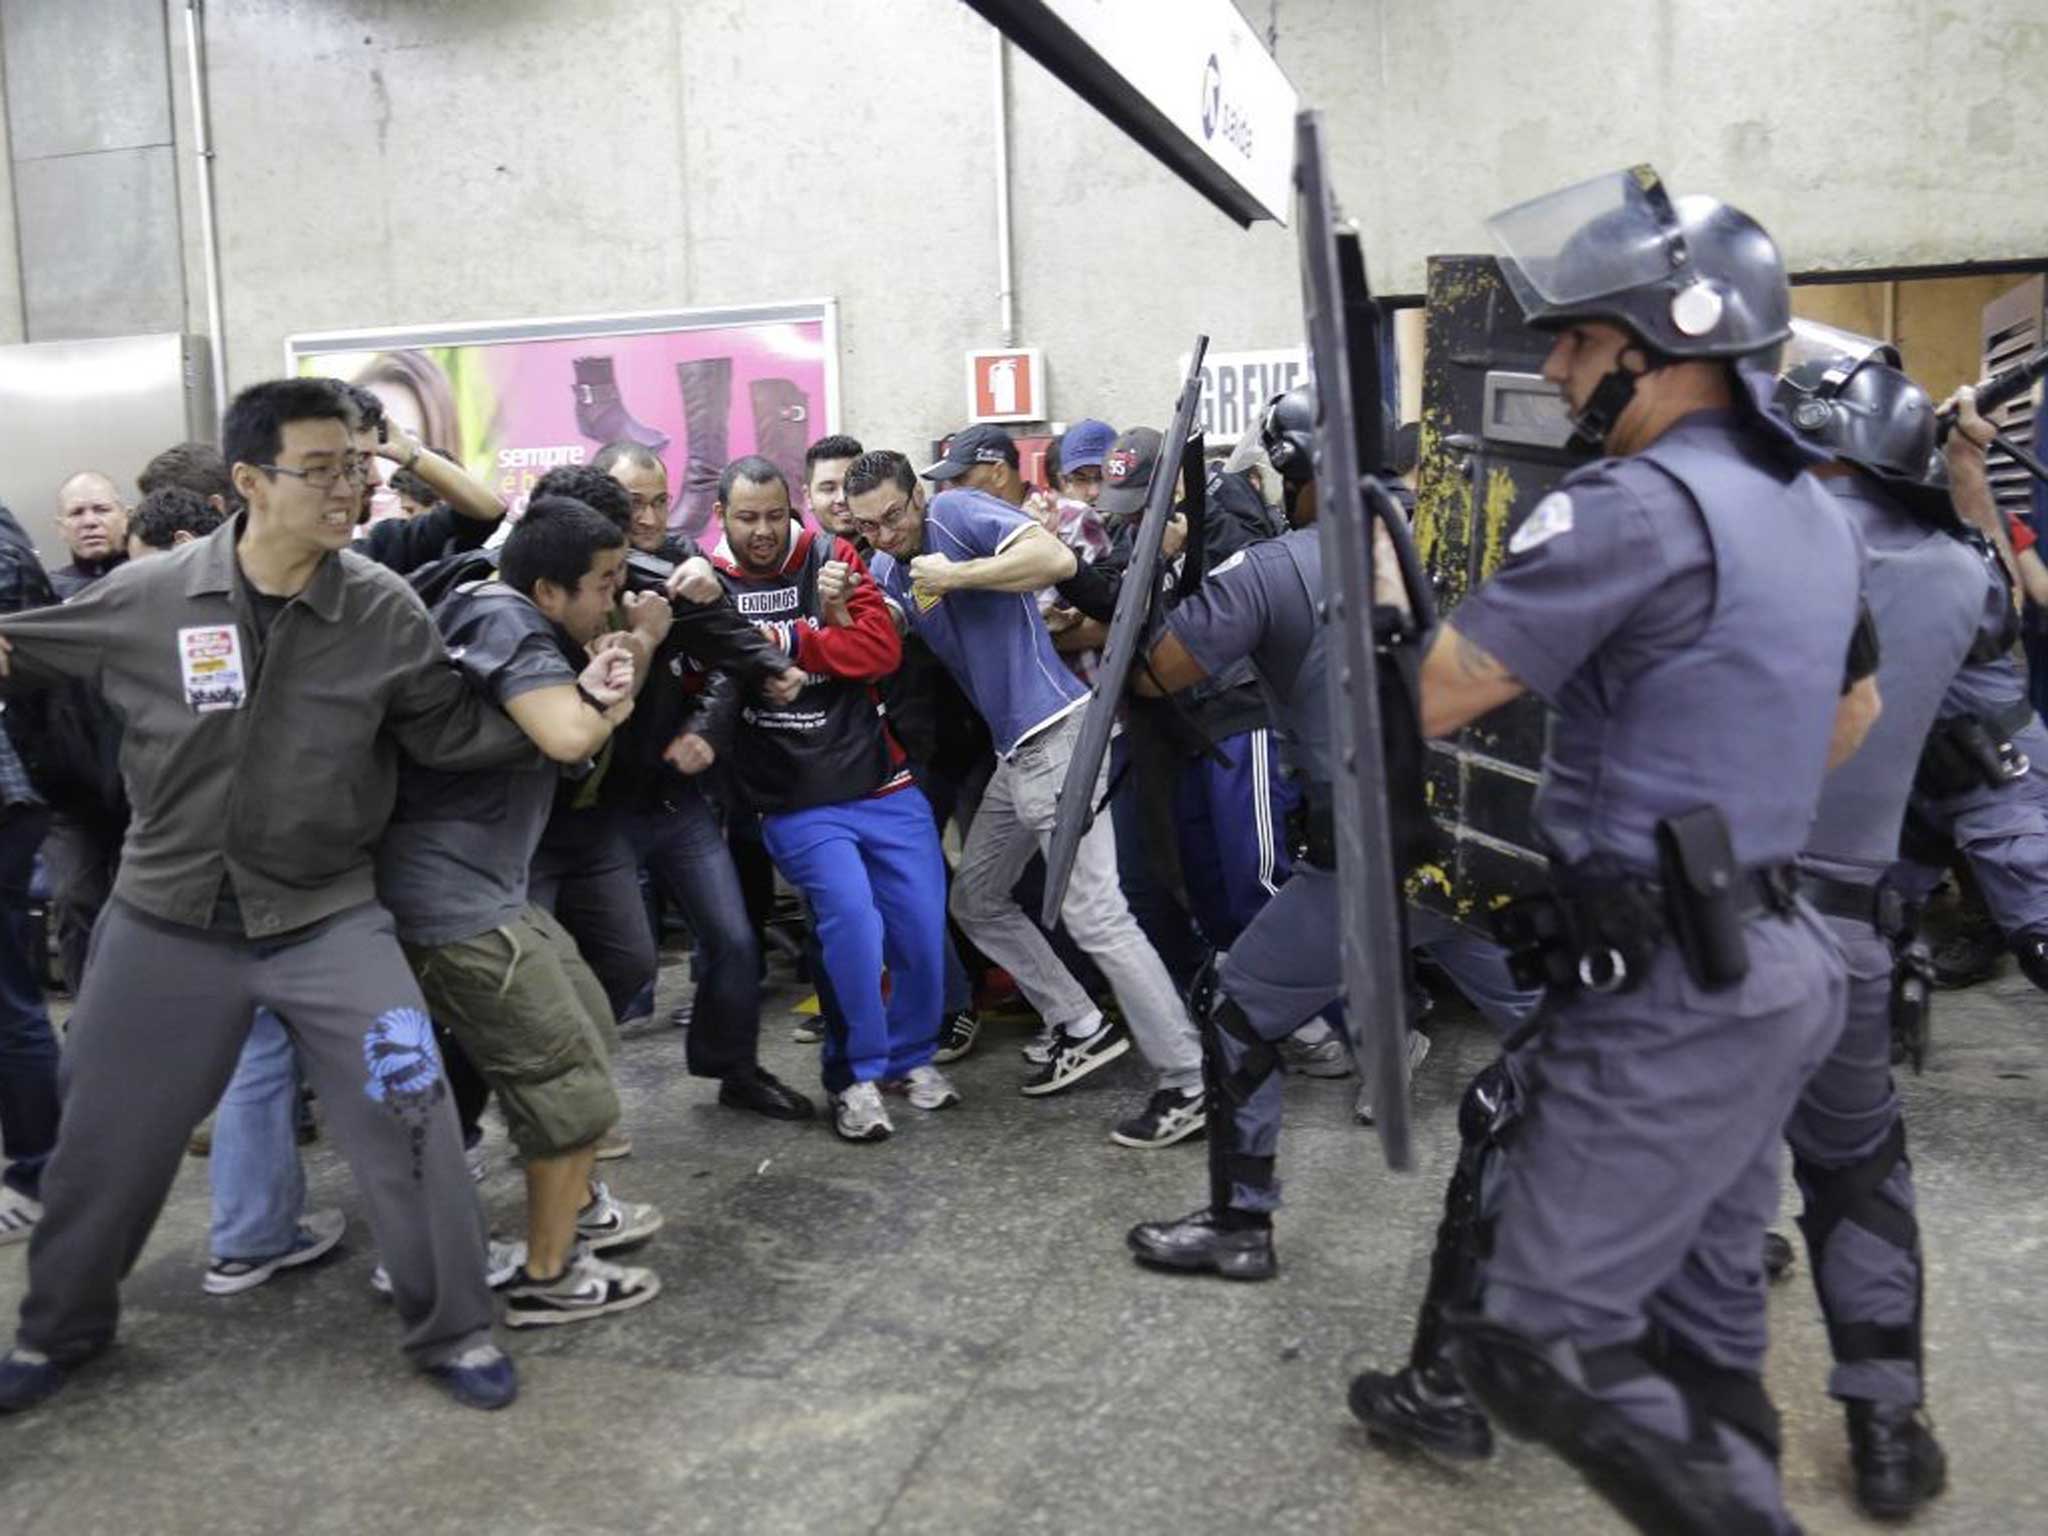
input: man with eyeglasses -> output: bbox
[592,440,690,559]
[0,377,545,1415]
[845,450,1204,1147]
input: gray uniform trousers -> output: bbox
[1479,906,1848,1534]
[17,899,493,1369]
[1900,718,2048,939]
[1785,914,1924,1405]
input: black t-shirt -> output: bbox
[360,503,502,577]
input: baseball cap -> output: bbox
[922,423,1018,481]
[1056,418,1117,473]
[1096,427,1163,517]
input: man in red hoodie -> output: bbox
[683,456,954,1142]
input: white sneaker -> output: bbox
[904,1064,962,1111]
[577,1180,664,1252]
[503,1249,660,1328]
[833,1080,894,1141]
[372,1236,526,1299]
[204,1208,346,1296]
[0,1184,42,1246]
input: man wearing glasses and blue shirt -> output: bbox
[0,378,544,1415]
[844,444,1205,1149]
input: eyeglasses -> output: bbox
[256,456,373,492]
[628,492,670,516]
[851,497,914,538]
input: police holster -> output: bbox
[1490,808,1775,995]
[1913,703,2033,799]
[1799,870,1932,1072]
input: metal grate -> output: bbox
[1981,275,2045,518]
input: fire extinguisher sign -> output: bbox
[966,348,1045,424]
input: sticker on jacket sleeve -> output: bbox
[1507,492,1574,556]
[177,625,247,712]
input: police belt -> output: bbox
[1494,863,1797,995]
[1798,870,1909,939]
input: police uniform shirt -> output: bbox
[1449,410,1864,870]
[1166,536,1316,702]
[376,581,579,948]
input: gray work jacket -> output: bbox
[0,514,538,937]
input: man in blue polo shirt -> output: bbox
[845,446,1203,1148]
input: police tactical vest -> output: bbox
[717,530,897,815]
[1804,477,1988,872]
[1542,416,1861,872]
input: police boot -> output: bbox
[1126,1207,1276,1281]
[1348,1360,1494,1461]
[2013,931,2048,992]
[1847,1400,1947,1519]
[1929,923,2002,988]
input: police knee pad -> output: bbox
[1648,1330,1783,1464]
[1794,1125,1923,1370]
[1200,988,1282,1105]
[2014,931,2048,992]
[1443,1316,1784,1536]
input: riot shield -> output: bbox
[1296,112,1421,1171]
[1409,255,1574,920]
[1040,337,1210,927]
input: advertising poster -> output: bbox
[288,301,837,549]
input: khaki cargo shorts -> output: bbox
[404,904,619,1158]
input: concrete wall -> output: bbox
[10,0,2047,452]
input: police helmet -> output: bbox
[1260,384,1316,487]
[1486,165,1791,364]
[1773,319,1936,483]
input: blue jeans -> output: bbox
[0,806,59,1200]
[207,1007,304,1262]
[763,788,947,1094]
[631,787,760,1079]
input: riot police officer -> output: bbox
[1366,168,1875,1536]
[1120,386,1530,1280]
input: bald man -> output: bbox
[50,473,130,598]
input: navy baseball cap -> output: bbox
[922,423,1018,481]
[1057,418,1117,473]
[1096,427,1163,516]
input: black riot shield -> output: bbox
[1409,254,1579,920]
[1296,112,1432,1171]
[1040,337,1210,927]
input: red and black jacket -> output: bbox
[687,528,910,815]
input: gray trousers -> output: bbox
[1480,907,1847,1533]
[1786,914,1924,1406]
[951,713,1200,1092]
[17,899,492,1369]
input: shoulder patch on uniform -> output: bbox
[1507,491,1573,556]
[1211,549,1249,577]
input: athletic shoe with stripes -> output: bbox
[503,1249,660,1328]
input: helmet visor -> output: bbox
[1485,166,1683,317]
[1781,318,1901,385]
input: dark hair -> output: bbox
[532,464,633,533]
[327,379,386,437]
[716,454,787,506]
[1392,421,1422,478]
[222,379,353,477]
[130,485,227,550]
[590,440,666,478]
[388,465,438,508]
[843,449,917,502]
[499,495,625,598]
[137,441,232,503]
[1043,439,1063,488]
[803,434,864,482]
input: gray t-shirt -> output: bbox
[376,582,576,946]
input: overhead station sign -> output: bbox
[968,0,1299,226]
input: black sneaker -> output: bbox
[1762,1229,1796,1283]
[1109,1087,1206,1148]
[1349,1364,1495,1461]
[932,1010,980,1064]
[1020,1021,1131,1097]
[1930,925,2002,988]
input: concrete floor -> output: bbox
[1,944,2043,1536]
